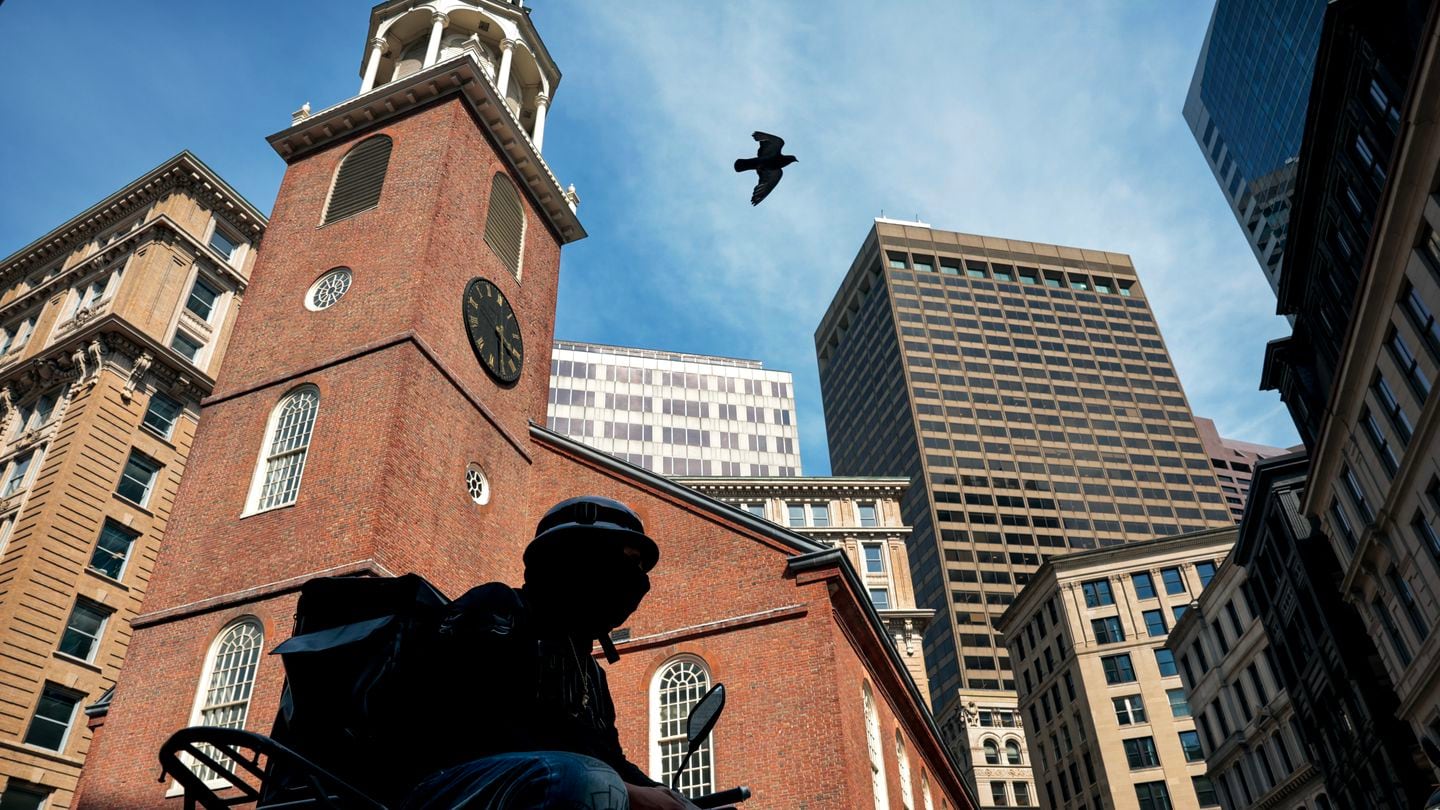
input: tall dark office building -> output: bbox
[816,220,1233,804]
[1183,0,1327,291]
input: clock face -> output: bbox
[463,277,523,383]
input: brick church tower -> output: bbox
[76,2,585,803]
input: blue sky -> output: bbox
[0,1,1299,475]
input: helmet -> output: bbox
[525,496,660,573]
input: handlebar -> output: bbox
[692,786,751,808]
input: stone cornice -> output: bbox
[267,51,584,245]
[0,151,267,284]
[0,215,248,324]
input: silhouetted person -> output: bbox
[733,131,796,205]
[396,496,700,810]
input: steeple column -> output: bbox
[423,11,448,67]
[496,38,517,98]
[360,36,387,92]
[532,92,549,151]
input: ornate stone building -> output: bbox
[676,476,934,698]
[0,152,264,808]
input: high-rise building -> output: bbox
[1191,416,1294,521]
[676,475,934,696]
[1183,0,1327,290]
[72,4,974,808]
[998,528,1234,810]
[547,340,801,476]
[0,153,264,808]
[816,220,1233,806]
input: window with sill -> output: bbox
[862,543,885,574]
[143,393,183,440]
[89,519,139,580]
[24,683,83,752]
[0,781,50,810]
[247,386,319,513]
[116,451,160,507]
[653,657,713,797]
[209,226,242,264]
[1114,694,1146,725]
[171,331,203,363]
[187,619,263,781]
[186,275,222,322]
[3,450,37,497]
[58,599,110,662]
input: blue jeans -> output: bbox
[402,751,630,809]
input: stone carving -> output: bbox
[87,338,104,383]
[71,343,89,382]
[121,351,153,403]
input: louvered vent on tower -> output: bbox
[483,173,525,279]
[322,135,393,225]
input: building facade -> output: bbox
[1192,416,1294,521]
[998,529,1233,810]
[1168,522,1327,810]
[0,153,263,809]
[1284,0,1440,791]
[1226,454,1428,806]
[548,340,801,477]
[72,3,976,808]
[815,221,1234,806]
[676,476,934,699]
[1183,0,1327,289]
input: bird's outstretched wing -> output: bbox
[751,168,783,205]
[753,131,785,158]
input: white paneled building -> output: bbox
[547,340,802,476]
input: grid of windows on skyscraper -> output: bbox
[818,224,1232,705]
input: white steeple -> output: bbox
[357,1,561,151]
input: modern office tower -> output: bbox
[0,152,263,808]
[548,340,801,476]
[1222,454,1430,806]
[999,528,1234,810]
[1169,524,1327,809]
[816,220,1234,806]
[1191,416,1293,521]
[1263,0,1440,796]
[677,475,935,698]
[1183,0,1327,291]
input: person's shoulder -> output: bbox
[447,582,526,636]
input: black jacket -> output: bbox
[396,582,658,789]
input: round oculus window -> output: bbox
[306,268,353,311]
[466,463,491,506]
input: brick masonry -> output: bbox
[74,89,974,809]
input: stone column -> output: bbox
[531,92,549,151]
[496,38,516,98]
[360,37,387,92]
[423,12,447,67]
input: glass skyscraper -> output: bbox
[1183,0,1327,292]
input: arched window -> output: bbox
[895,730,915,810]
[1005,739,1022,765]
[247,386,319,513]
[863,681,889,810]
[652,657,713,797]
[189,618,263,778]
[483,173,525,280]
[920,769,935,810]
[983,738,1000,764]
[322,136,393,225]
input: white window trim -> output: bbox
[896,730,915,810]
[24,682,83,754]
[59,598,111,664]
[648,653,715,796]
[863,680,890,810]
[172,616,265,794]
[184,269,226,325]
[115,451,158,508]
[205,218,246,267]
[242,386,319,517]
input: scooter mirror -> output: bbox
[671,684,726,791]
[686,684,726,747]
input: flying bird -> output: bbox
[733,131,797,206]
